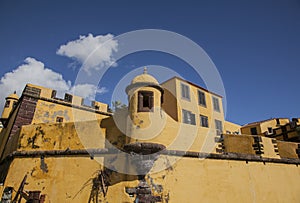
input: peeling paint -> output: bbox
[40,156,48,173]
[147,175,163,193]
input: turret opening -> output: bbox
[4,101,10,108]
[138,91,154,112]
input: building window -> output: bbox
[181,83,190,100]
[138,91,154,112]
[4,100,10,108]
[215,119,223,134]
[182,109,196,125]
[56,117,64,123]
[276,118,280,125]
[212,97,220,112]
[267,127,273,134]
[198,90,206,107]
[200,115,209,127]
[250,127,257,135]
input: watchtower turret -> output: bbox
[1,91,19,122]
[125,67,164,137]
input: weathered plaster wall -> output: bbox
[125,112,221,153]
[32,100,108,124]
[277,141,299,159]
[2,156,300,203]
[17,120,106,151]
[150,157,300,203]
[1,157,104,202]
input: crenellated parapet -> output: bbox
[216,133,300,160]
[23,84,110,114]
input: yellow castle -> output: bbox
[0,69,300,202]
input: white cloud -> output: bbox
[56,33,118,73]
[70,84,107,100]
[0,57,105,109]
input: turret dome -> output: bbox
[130,67,159,85]
[6,91,19,100]
[126,67,163,95]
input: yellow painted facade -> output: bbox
[0,70,300,202]
[161,77,225,133]
[224,120,241,134]
[27,83,109,124]
[241,118,290,136]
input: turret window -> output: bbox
[12,101,17,109]
[138,91,154,112]
[4,101,10,108]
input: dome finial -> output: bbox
[143,67,147,74]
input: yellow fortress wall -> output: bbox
[1,70,300,202]
[2,152,300,202]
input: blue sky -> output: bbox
[0,0,300,125]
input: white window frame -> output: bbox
[182,109,196,125]
[181,83,190,101]
[215,119,223,134]
[212,96,220,112]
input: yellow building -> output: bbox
[0,69,300,202]
[241,118,290,136]
[0,91,19,127]
[268,118,300,142]
[161,77,225,134]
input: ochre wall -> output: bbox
[241,123,261,135]
[17,120,106,151]
[151,157,300,203]
[1,157,105,202]
[32,100,108,124]
[161,79,178,121]
[2,156,300,202]
[125,111,222,153]
[223,134,255,154]
[224,120,241,134]
[277,141,299,159]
